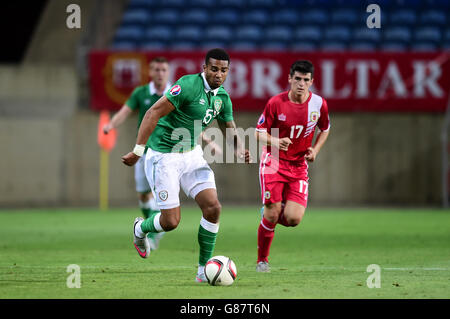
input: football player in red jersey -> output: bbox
[254,60,331,272]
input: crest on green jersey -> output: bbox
[214,99,222,113]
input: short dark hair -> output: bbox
[150,56,168,65]
[205,48,230,65]
[290,60,314,78]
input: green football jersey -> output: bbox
[125,82,171,131]
[148,73,234,153]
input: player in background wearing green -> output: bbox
[122,48,251,282]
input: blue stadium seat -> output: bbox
[295,26,322,43]
[235,25,263,41]
[383,27,411,44]
[162,0,185,6]
[189,0,215,7]
[394,0,423,7]
[379,42,408,51]
[115,25,144,42]
[272,9,300,25]
[420,10,447,25]
[127,0,156,9]
[200,41,228,50]
[218,0,246,8]
[121,9,150,26]
[140,41,167,50]
[349,42,377,51]
[145,25,171,41]
[170,41,197,50]
[249,0,276,7]
[151,9,179,25]
[205,26,233,41]
[261,42,288,51]
[331,9,358,25]
[242,10,269,25]
[414,27,442,44]
[290,42,317,52]
[229,41,258,51]
[353,27,381,44]
[410,42,438,51]
[265,26,293,42]
[299,9,329,25]
[388,9,417,26]
[324,26,351,42]
[320,42,347,51]
[181,9,209,25]
[445,28,450,40]
[111,41,137,50]
[213,10,240,25]
[175,25,202,42]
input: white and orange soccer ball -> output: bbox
[204,255,237,286]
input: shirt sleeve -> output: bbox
[255,99,275,132]
[165,77,187,110]
[217,95,234,123]
[125,87,140,110]
[317,98,331,132]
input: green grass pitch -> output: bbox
[0,206,449,299]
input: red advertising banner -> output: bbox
[89,51,450,112]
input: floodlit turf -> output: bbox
[0,206,449,299]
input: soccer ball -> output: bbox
[204,255,237,286]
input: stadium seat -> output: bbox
[213,10,240,25]
[235,25,263,41]
[200,41,228,50]
[249,0,276,7]
[205,26,233,42]
[114,26,144,42]
[145,26,171,41]
[353,27,382,44]
[410,42,439,51]
[379,42,408,51]
[414,27,442,44]
[111,41,137,50]
[272,9,300,25]
[174,25,202,42]
[181,9,209,25]
[320,42,347,51]
[383,27,411,44]
[420,10,447,26]
[140,41,167,50]
[261,42,288,51]
[264,26,293,42]
[388,9,417,26]
[189,0,215,7]
[229,41,258,51]
[170,41,197,50]
[121,9,150,26]
[162,0,185,6]
[349,42,377,51]
[218,0,246,8]
[242,10,269,25]
[295,26,322,43]
[299,9,329,25]
[331,9,358,25]
[151,9,180,25]
[127,0,156,9]
[290,42,317,52]
[324,26,351,43]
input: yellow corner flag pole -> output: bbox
[97,110,117,211]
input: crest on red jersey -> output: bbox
[310,111,319,122]
[278,113,286,121]
[257,114,265,125]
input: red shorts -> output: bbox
[259,151,309,207]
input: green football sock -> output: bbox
[198,225,218,266]
[141,208,150,219]
[140,211,160,233]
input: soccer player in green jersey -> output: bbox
[122,48,251,282]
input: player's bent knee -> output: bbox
[202,200,221,223]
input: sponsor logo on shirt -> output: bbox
[257,114,265,125]
[169,85,181,96]
[199,98,206,105]
[278,113,286,121]
[144,99,150,104]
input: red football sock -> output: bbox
[257,217,276,263]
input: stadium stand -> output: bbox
[110,0,449,51]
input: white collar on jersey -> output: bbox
[201,72,220,96]
[149,81,172,96]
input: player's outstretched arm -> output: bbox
[103,105,133,134]
[122,96,175,166]
[305,130,329,162]
[218,120,252,163]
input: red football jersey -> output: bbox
[256,91,330,162]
